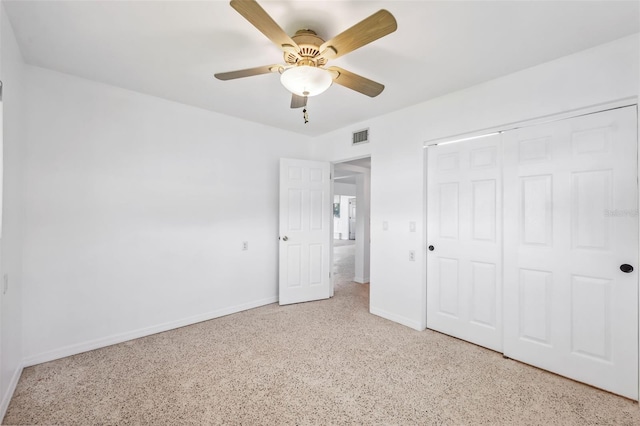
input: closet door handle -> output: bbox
[620,264,634,273]
[428,245,434,251]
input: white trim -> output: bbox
[0,361,24,422]
[353,275,369,284]
[22,296,277,367]
[636,103,640,402]
[423,97,637,147]
[370,306,425,331]
[434,132,501,147]
[330,162,335,298]
[420,147,429,332]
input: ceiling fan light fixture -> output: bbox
[280,65,332,97]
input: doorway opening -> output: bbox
[332,157,371,304]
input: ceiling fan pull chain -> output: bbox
[303,108,309,124]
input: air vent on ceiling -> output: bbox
[352,128,369,145]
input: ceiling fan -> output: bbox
[214,0,397,110]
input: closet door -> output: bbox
[503,106,638,400]
[426,135,503,352]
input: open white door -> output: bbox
[279,158,331,305]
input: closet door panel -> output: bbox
[503,106,638,400]
[427,135,503,352]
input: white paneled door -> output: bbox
[427,134,503,352]
[279,158,331,305]
[503,106,638,399]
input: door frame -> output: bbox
[331,156,372,296]
[423,97,640,399]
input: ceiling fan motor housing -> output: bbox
[285,29,327,66]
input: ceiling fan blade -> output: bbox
[290,94,308,109]
[317,10,397,61]
[230,0,300,56]
[214,64,281,80]
[327,66,384,97]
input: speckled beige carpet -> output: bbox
[4,241,640,425]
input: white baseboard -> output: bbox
[370,306,425,331]
[353,276,370,284]
[23,296,278,367]
[1,361,24,423]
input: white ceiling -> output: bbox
[4,1,639,137]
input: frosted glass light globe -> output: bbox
[280,65,332,97]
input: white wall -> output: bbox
[311,34,640,330]
[0,4,26,418]
[21,66,314,365]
